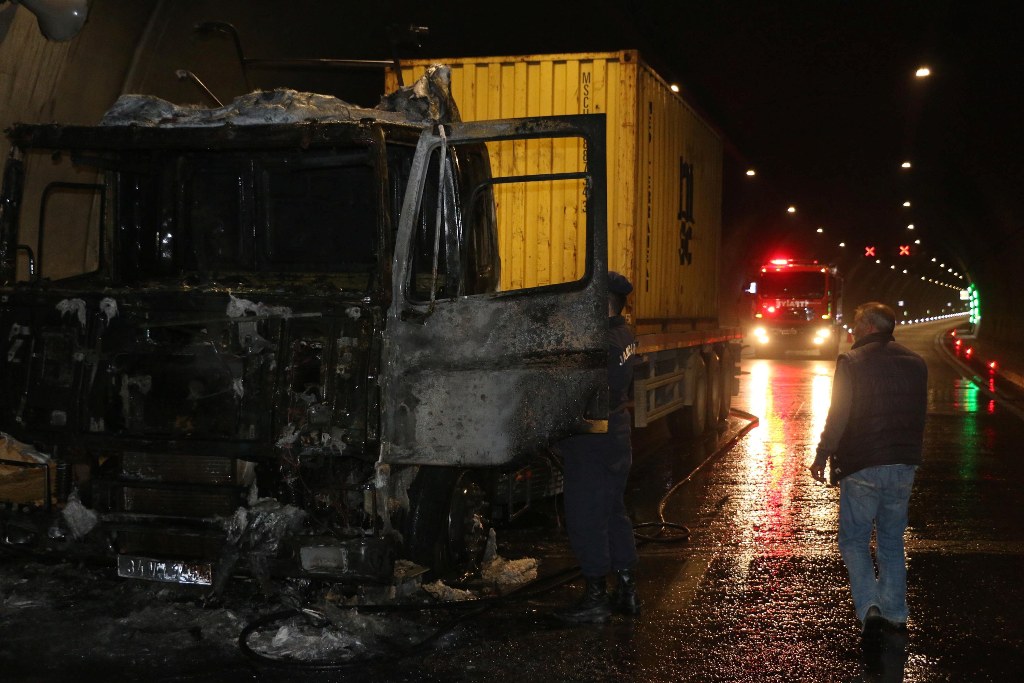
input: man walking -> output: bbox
[809,302,927,635]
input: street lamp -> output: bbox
[2,0,88,41]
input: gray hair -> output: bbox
[854,302,896,334]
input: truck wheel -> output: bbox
[402,466,489,579]
[668,355,708,438]
[717,345,733,422]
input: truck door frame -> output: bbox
[381,114,609,467]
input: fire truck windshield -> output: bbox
[758,271,826,299]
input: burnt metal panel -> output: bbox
[382,115,609,467]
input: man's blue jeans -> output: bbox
[838,464,917,625]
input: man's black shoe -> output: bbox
[554,577,612,624]
[863,605,885,635]
[610,569,641,615]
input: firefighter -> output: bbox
[554,271,641,623]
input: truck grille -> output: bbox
[119,485,240,518]
[121,452,242,485]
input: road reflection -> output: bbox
[735,359,838,566]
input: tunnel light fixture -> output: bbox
[746,169,756,176]
[7,0,88,41]
[916,66,931,78]
[901,161,912,169]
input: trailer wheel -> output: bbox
[668,355,708,438]
[402,466,489,579]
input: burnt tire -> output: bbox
[402,466,489,579]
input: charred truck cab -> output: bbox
[0,73,609,588]
[749,258,843,358]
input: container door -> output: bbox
[382,115,609,467]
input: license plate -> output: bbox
[117,555,213,585]
[779,328,798,335]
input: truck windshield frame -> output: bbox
[112,145,398,284]
[758,270,828,299]
[2,121,422,288]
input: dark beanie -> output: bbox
[608,271,633,295]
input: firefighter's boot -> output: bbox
[611,568,641,615]
[554,576,612,623]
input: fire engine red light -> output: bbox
[965,347,973,358]
[766,305,776,313]
[769,258,789,266]
[954,339,962,348]
[989,361,997,372]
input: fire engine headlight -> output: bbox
[814,327,832,339]
[753,326,769,343]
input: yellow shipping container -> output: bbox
[386,50,724,335]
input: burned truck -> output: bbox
[0,69,610,588]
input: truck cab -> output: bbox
[0,75,610,587]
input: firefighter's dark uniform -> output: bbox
[560,313,639,578]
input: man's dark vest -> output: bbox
[833,334,927,480]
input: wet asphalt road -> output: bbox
[3,318,1024,681]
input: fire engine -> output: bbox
[749,259,843,358]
